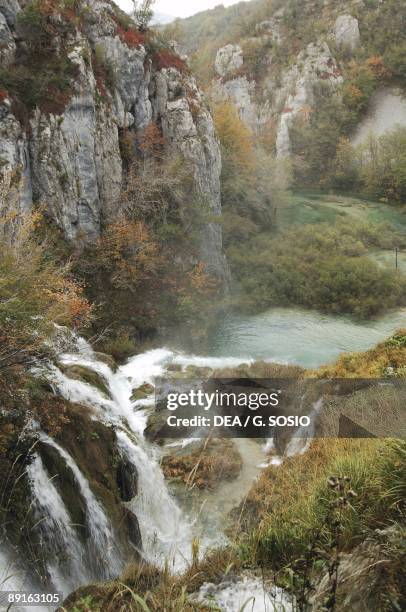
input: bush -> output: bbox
[0,1,79,116]
[0,209,92,371]
[229,222,406,318]
[153,50,188,73]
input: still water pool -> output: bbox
[208,307,406,368]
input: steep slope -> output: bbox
[0,0,226,278]
[175,0,406,189]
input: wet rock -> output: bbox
[131,383,154,402]
[93,352,117,371]
[59,364,111,398]
[162,439,243,490]
[123,508,142,550]
[116,457,138,501]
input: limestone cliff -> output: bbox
[211,7,356,157]
[183,0,403,165]
[0,0,226,278]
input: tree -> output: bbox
[132,0,155,32]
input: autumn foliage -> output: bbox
[96,220,159,291]
[0,209,92,371]
[153,50,188,73]
[115,24,145,49]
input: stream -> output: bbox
[1,306,405,611]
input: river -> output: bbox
[1,306,405,611]
[208,306,406,368]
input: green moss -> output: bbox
[59,364,111,398]
[131,383,154,402]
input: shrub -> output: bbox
[229,221,406,318]
[115,24,145,49]
[0,209,92,371]
[0,1,79,116]
[153,50,188,73]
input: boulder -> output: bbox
[334,14,360,51]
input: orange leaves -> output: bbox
[0,210,93,370]
[98,220,159,290]
[213,102,256,173]
[345,83,363,100]
[138,122,165,157]
[365,55,391,79]
[188,262,219,296]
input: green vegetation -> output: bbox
[228,221,406,318]
[316,329,406,377]
[71,126,222,353]
[238,438,405,610]
[0,0,80,119]
[333,128,406,203]
[213,102,290,248]
[0,201,91,372]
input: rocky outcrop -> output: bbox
[212,44,271,132]
[0,0,227,278]
[0,10,15,66]
[214,43,243,78]
[275,42,343,157]
[334,14,360,51]
[211,37,343,157]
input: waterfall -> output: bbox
[285,398,323,457]
[0,546,49,612]
[117,431,193,571]
[26,454,90,592]
[44,342,195,572]
[16,328,312,606]
[38,433,123,580]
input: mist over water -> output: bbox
[208,307,406,368]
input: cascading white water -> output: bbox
[38,433,122,580]
[116,431,193,571]
[46,340,198,572]
[195,576,293,611]
[17,329,308,608]
[26,454,90,593]
[0,546,51,612]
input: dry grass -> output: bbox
[315,329,406,378]
[64,548,241,611]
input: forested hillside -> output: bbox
[169,0,406,195]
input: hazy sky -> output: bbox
[116,0,246,19]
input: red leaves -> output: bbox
[115,24,145,49]
[153,50,187,74]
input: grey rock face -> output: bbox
[0,99,32,216]
[212,45,272,133]
[334,14,360,51]
[0,0,21,27]
[0,0,227,278]
[215,44,243,78]
[154,68,227,277]
[276,42,343,157]
[0,11,15,66]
